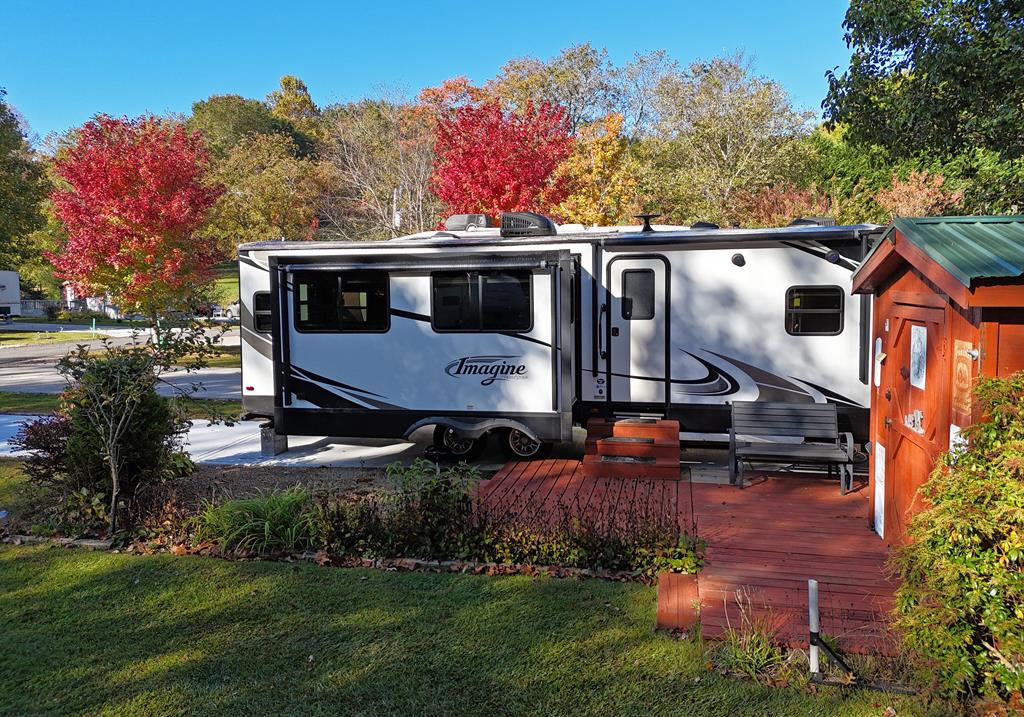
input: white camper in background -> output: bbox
[0,271,22,318]
[237,213,880,458]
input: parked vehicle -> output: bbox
[237,213,880,458]
[223,300,240,320]
[0,270,22,318]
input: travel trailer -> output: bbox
[237,213,881,459]
[0,270,22,318]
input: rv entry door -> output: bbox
[607,257,669,405]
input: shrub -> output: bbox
[891,372,1024,702]
[14,348,191,533]
[194,487,315,553]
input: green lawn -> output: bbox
[0,460,30,518]
[0,545,930,717]
[0,330,98,347]
[0,391,242,420]
[212,261,239,307]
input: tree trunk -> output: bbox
[108,458,120,534]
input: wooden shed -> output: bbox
[851,216,1024,545]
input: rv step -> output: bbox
[598,455,656,464]
[602,436,654,444]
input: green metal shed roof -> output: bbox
[874,216,1024,287]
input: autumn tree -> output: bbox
[431,100,573,221]
[486,44,675,135]
[0,88,46,272]
[203,133,328,250]
[874,171,964,219]
[554,113,640,225]
[319,97,440,239]
[734,184,832,228]
[267,75,321,140]
[49,116,223,318]
[186,94,312,158]
[647,54,816,225]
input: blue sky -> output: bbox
[2,0,853,141]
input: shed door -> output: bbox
[607,257,668,405]
[881,307,948,543]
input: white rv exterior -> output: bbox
[0,271,22,317]
[238,218,879,456]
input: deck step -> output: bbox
[586,417,679,443]
[581,454,680,480]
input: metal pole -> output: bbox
[808,579,820,675]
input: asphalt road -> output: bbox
[0,328,242,399]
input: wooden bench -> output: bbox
[728,401,855,493]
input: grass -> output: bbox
[0,459,30,518]
[0,391,242,420]
[0,330,99,347]
[194,344,241,368]
[212,261,239,307]
[0,544,934,717]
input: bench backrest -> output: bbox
[730,401,839,441]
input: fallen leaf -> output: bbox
[170,544,187,556]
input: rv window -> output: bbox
[785,286,844,336]
[294,271,389,332]
[622,269,655,320]
[253,292,272,333]
[431,270,532,332]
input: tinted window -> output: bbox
[786,286,844,336]
[622,269,655,320]
[432,270,532,332]
[253,292,272,333]
[294,271,389,332]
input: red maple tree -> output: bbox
[430,100,573,222]
[49,116,223,314]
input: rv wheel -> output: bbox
[499,428,551,461]
[433,426,485,460]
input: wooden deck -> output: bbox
[478,460,896,654]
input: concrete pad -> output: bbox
[0,413,431,468]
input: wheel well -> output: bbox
[403,417,540,442]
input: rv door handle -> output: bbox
[598,304,608,359]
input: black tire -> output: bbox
[433,425,485,461]
[498,428,551,461]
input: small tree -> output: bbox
[49,115,223,325]
[56,343,188,533]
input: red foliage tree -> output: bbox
[430,100,573,222]
[49,116,223,315]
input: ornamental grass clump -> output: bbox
[194,487,315,553]
[891,372,1024,703]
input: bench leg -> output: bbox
[736,459,745,489]
[840,463,853,495]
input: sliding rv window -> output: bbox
[293,271,389,333]
[253,292,272,332]
[431,270,532,332]
[785,286,844,336]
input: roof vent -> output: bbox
[500,212,557,238]
[691,221,719,230]
[789,216,837,227]
[444,213,494,231]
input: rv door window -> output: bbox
[431,270,532,332]
[621,269,655,320]
[294,271,389,332]
[785,286,844,336]
[253,292,272,332]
